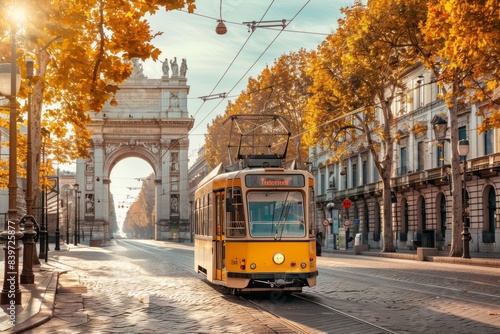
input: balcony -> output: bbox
[317,152,500,203]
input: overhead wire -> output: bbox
[152,0,282,165]
[189,0,312,138]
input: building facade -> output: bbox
[312,65,499,254]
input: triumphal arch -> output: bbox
[75,57,194,242]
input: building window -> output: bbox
[417,195,426,231]
[404,200,409,233]
[487,187,496,232]
[439,195,446,238]
[352,163,357,187]
[485,130,493,155]
[362,160,367,185]
[417,141,424,171]
[400,147,407,175]
[320,169,326,195]
[415,77,424,108]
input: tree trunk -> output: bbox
[448,86,465,257]
[382,175,396,252]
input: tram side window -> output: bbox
[309,186,315,236]
[226,187,245,237]
[195,198,201,235]
[207,193,213,236]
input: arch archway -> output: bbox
[76,62,194,242]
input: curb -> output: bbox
[324,249,500,268]
[0,270,59,334]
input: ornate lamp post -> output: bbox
[48,176,60,250]
[73,183,79,245]
[20,57,37,283]
[0,27,23,304]
[66,189,70,244]
[39,128,50,261]
[458,140,471,259]
[327,202,335,249]
[431,115,448,167]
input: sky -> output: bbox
[107,0,354,225]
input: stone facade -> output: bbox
[76,58,194,241]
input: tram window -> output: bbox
[309,186,315,236]
[226,187,245,237]
[248,191,305,238]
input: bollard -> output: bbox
[461,227,471,259]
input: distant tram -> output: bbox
[193,115,318,293]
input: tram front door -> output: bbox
[215,192,225,281]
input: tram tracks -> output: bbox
[239,292,398,334]
[124,240,398,333]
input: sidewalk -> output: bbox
[0,241,499,334]
[0,242,78,334]
[322,246,500,268]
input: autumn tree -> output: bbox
[205,50,312,169]
[0,0,195,202]
[420,0,500,256]
[304,0,429,252]
[122,174,155,238]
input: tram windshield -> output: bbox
[247,191,305,238]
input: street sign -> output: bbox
[322,219,330,227]
[343,199,352,209]
[343,219,351,227]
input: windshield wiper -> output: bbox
[275,192,290,240]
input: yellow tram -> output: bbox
[194,161,318,293]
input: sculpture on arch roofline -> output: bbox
[180,58,187,77]
[162,58,169,77]
[170,57,179,77]
[130,57,147,78]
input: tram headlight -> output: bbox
[300,262,307,269]
[250,263,256,270]
[273,252,285,265]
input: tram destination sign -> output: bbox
[245,174,305,188]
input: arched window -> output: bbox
[364,203,369,234]
[483,186,496,243]
[399,198,409,242]
[487,187,496,232]
[438,194,446,239]
[404,200,409,234]
[417,195,426,231]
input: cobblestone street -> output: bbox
[25,240,500,334]
[28,241,294,334]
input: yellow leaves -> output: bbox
[411,122,428,137]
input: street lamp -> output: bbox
[431,115,448,167]
[0,27,23,305]
[73,183,79,245]
[458,139,471,259]
[327,202,335,249]
[21,56,37,283]
[48,175,60,250]
[66,189,70,244]
[39,128,50,261]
